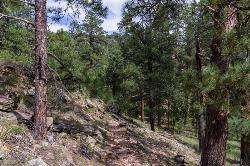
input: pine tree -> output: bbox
[201,2,238,165]
[34,0,48,140]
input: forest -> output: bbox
[0,0,250,166]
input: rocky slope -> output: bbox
[0,62,199,166]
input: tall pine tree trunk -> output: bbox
[241,90,250,165]
[241,134,250,166]
[197,111,205,152]
[195,31,205,153]
[34,0,48,140]
[140,96,144,122]
[201,29,229,166]
[149,94,155,131]
[201,105,228,166]
[147,45,155,131]
[201,4,237,165]
[167,101,170,129]
[157,109,161,127]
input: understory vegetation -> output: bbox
[0,0,249,166]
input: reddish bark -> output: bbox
[201,105,228,166]
[34,0,48,140]
[201,4,237,165]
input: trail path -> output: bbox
[106,121,146,166]
[104,120,177,166]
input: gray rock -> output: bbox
[61,91,72,103]
[33,144,42,150]
[41,141,49,147]
[27,87,35,96]
[46,117,53,129]
[26,157,48,166]
[0,150,6,160]
[81,126,103,142]
[108,104,119,114]
[82,125,95,135]
[0,95,14,111]
[94,130,104,142]
[81,134,97,148]
[86,136,96,146]
[47,135,54,143]
[61,147,74,165]
[85,99,94,108]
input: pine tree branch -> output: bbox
[0,13,34,26]
[231,4,250,11]
[48,52,74,77]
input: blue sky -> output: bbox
[47,0,128,33]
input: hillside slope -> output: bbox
[0,62,199,166]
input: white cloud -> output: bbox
[48,23,69,32]
[103,0,128,16]
[102,18,122,32]
[47,0,128,32]
[102,0,128,32]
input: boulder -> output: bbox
[47,134,54,143]
[0,150,6,160]
[26,87,35,96]
[47,117,53,129]
[94,130,104,142]
[107,104,120,114]
[0,95,14,111]
[85,99,95,108]
[174,154,188,166]
[81,125,104,142]
[81,134,96,155]
[85,136,97,146]
[41,141,49,147]
[82,125,95,136]
[26,157,48,166]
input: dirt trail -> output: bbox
[103,117,199,166]
[106,121,146,166]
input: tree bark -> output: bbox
[111,76,116,97]
[157,109,161,127]
[140,96,144,122]
[195,31,206,153]
[197,111,205,152]
[241,134,250,166]
[167,102,170,129]
[201,105,228,166]
[149,95,155,131]
[241,90,250,165]
[201,4,237,165]
[147,40,155,131]
[0,1,3,13]
[34,0,48,140]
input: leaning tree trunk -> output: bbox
[201,4,237,166]
[34,0,48,140]
[241,134,250,166]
